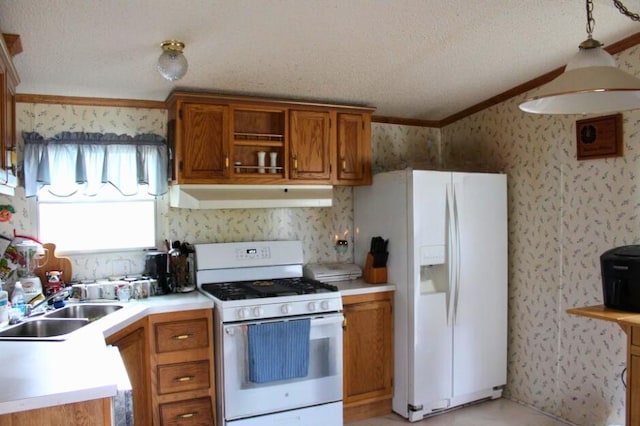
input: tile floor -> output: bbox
[347,399,573,426]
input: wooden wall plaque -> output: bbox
[576,114,623,160]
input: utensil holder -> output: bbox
[364,253,387,284]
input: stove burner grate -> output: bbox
[202,277,338,301]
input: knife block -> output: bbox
[364,253,387,284]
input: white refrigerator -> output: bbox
[354,169,507,421]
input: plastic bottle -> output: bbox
[0,280,8,326]
[11,281,26,314]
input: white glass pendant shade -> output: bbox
[519,44,640,115]
[157,40,188,81]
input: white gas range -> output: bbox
[195,240,344,426]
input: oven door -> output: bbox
[220,312,343,421]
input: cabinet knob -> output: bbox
[225,155,229,169]
[341,158,347,172]
[175,375,195,382]
[292,155,298,171]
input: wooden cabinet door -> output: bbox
[106,318,151,426]
[343,292,393,422]
[0,398,112,426]
[630,327,640,426]
[0,69,6,170]
[335,113,371,185]
[0,53,12,171]
[178,103,230,181]
[0,35,19,175]
[289,110,331,181]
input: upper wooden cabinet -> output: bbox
[166,91,374,186]
[0,33,19,192]
[231,105,287,182]
[167,99,230,183]
[336,112,371,185]
[290,110,331,181]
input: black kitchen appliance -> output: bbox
[601,245,640,312]
[144,251,172,294]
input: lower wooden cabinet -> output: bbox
[159,397,214,426]
[568,306,640,426]
[342,291,393,423]
[629,326,640,426]
[0,398,112,426]
[149,309,216,426]
[107,308,215,426]
[106,316,151,426]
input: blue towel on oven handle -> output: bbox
[247,318,311,383]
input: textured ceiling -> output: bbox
[1,0,640,121]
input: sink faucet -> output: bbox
[28,287,72,317]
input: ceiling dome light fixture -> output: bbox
[157,40,188,81]
[519,0,640,115]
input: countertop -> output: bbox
[567,304,640,329]
[0,283,394,416]
[333,278,396,296]
[0,291,214,416]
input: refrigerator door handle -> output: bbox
[446,182,455,327]
[452,182,462,326]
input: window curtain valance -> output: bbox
[23,131,168,198]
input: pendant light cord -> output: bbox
[586,0,595,38]
[613,0,640,21]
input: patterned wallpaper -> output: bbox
[3,51,635,422]
[441,46,640,425]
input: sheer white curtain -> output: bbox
[23,132,168,197]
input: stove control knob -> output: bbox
[308,302,317,312]
[238,308,250,320]
[321,301,330,311]
[253,307,264,317]
[281,304,292,314]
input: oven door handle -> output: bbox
[224,313,344,330]
[309,314,344,326]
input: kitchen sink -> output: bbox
[0,319,90,341]
[44,304,123,321]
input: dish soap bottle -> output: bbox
[11,281,26,315]
[0,280,8,327]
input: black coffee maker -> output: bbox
[601,245,640,312]
[145,251,172,294]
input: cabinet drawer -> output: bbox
[159,397,213,426]
[633,326,640,347]
[155,319,209,353]
[157,361,210,395]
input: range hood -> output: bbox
[169,184,333,209]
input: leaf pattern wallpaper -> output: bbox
[441,44,640,426]
[2,40,639,423]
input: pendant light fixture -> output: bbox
[157,40,188,81]
[519,0,640,115]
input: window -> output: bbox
[37,185,157,253]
